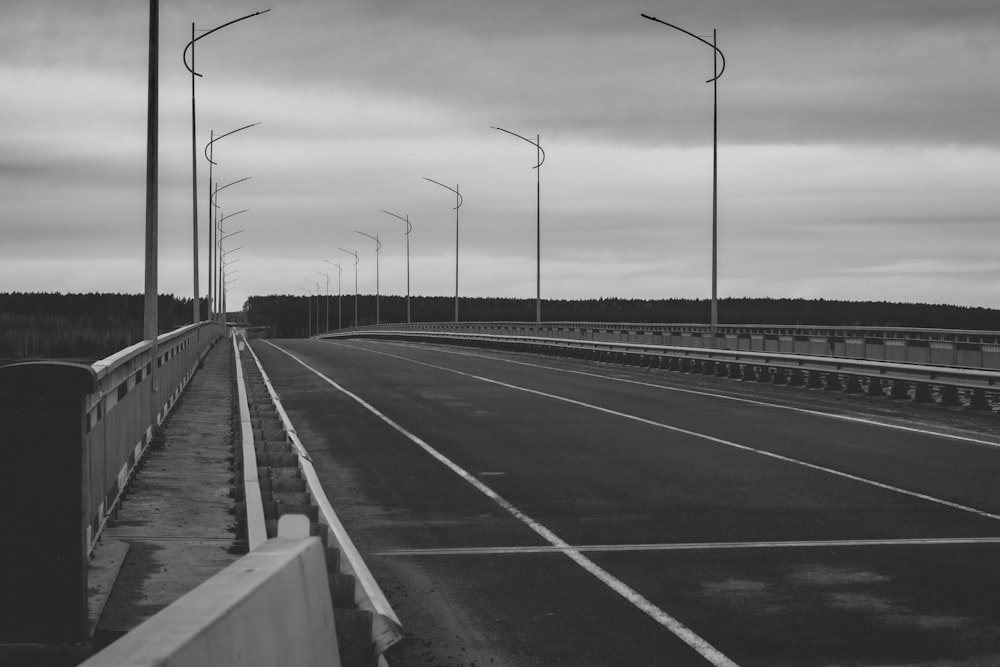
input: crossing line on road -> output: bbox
[375,536,1000,557]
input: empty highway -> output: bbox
[249,337,1000,666]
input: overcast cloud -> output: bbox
[1,0,998,314]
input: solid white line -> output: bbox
[354,339,1000,447]
[323,340,1000,524]
[376,536,1000,557]
[262,340,739,667]
[358,338,1000,449]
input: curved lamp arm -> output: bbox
[183,9,272,77]
[356,230,382,252]
[380,209,412,235]
[423,177,463,209]
[211,177,252,208]
[204,122,261,165]
[337,247,359,266]
[323,259,343,276]
[640,13,726,82]
[491,126,545,169]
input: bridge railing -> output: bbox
[327,321,1000,370]
[320,328,1000,410]
[0,321,225,645]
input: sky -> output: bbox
[2,0,998,314]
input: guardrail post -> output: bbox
[0,361,97,644]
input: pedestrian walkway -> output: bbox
[88,338,241,649]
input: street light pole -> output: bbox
[299,286,311,338]
[324,260,342,330]
[144,0,159,343]
[304,279,320,336]
[423,178,463,322]
[215,207,249,323]
[491,126,545,324]
[183,9,269,324]
[204,122,259,320]
[640,13,726,332]
[313,270,329,332]
[356,231,381,325]
[380,210,412,323]
[337,247,359,327]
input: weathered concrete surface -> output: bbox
[90,340,240,648]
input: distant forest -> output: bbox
[246,294,1000,339]
[0,292,206,361]
[3,292,998,361]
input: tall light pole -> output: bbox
[423,178,462,322]
[215,207,249,323]
[183,9,269,324]
[304,279,320,336]
[491,126,545,324]
[640,13,726,332]
[144,0,159,343]
[338,247,359,327]
[324,260,342,330]
[299,286,312,337]
[219,245,242,321]
[204,123,259,320]
[356,231,382,325]
[380,210,411,323]
[313,270,329,332]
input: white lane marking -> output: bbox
[377,536,1000,557]
[263,340,739,667]
[354,338,1000,449]
[319,340,1000,524]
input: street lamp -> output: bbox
[380,210,412,323]
[304,279,320,336]
[356,231,382,325]
[423,178,462,322]
[219,245,242,320]
[183,8,269,323]
[491,126,545,324]
[313,270,329,333]
[337,247,359,327]
[216,207,249,322]
[204,123,259,319]
[640,13,726,331]
[299,286,312,338]
[323,260,343,330]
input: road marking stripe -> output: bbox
[263,340,740,667]
[376,536,1000,557]
[332,341,1000,524]
[367,339,1000,449]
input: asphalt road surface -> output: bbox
[249,337,1000,666]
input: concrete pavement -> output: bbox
[88,338,241,651]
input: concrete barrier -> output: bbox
[80,515,339,667]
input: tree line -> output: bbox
[3,292,997,360]
[0,292,204,361]
[246,293,1000,338]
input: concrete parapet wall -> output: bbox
[80,516,339,667]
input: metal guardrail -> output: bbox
[242,337,404,663]
[329,321,1000,370]
[233,332,268,551]
[0,321,225,645]
[320,329,1000,409]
